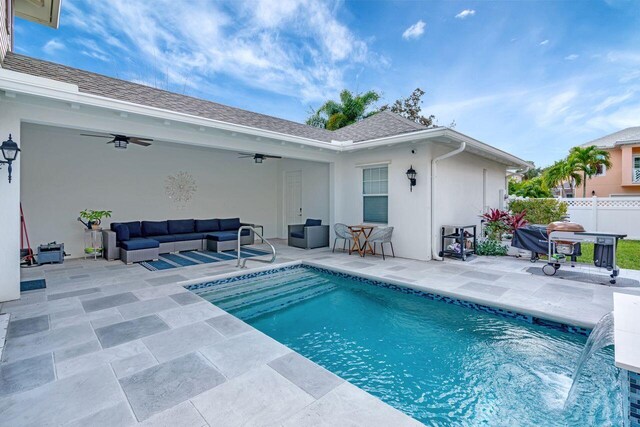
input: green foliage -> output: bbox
[568,145,612,197]
[508,177,552,198]
[307,87,439,130]
[522,163,542,180]
[509,199,567,225]
[477,239,508,256]
[306,89,381,130]
[80,209,112,224]
[543,159,582,197]
[378,88,436,127]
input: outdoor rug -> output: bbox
[20,279,46,292]
[138,248,270,271]
[526,266,640,287]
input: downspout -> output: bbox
[431,141,466,260]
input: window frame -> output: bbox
[362,166,388,224]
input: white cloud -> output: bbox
[42,39,64,54]
[455,9,476,19]
[540,39,549,46]
[564,54,579,61]
[402,20,426,40]
[61,0,377,103]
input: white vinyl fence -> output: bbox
[560,197,640,240]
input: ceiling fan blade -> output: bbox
[238,155,254,158]
[130,140,152,147]
[130,137,153,142]
[81,134,111,138]
[237,152,253,156]
[263,155,282,159]
[106,139,116,144]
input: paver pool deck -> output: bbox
[1,241,639,426]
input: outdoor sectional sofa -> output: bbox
[103,218,254,264]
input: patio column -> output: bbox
[0,113,21,302]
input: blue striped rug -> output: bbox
[138,249,270,271]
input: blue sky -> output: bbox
[14,0,640,166]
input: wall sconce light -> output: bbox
[406,165,417,191]
[0,134,21,183]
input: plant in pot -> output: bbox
[78,209,112,230]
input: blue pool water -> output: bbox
[194,266,622,426]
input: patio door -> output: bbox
[284,170,303,231]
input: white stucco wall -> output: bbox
[334,143,434,260]
[0,111,21,302]
[276,159,331,238]
[20,124,286,258]
[434,150,507,232]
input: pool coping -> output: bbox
[181,260,592,335]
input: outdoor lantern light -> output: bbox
[0,134,21,183]
[406,165,417,191]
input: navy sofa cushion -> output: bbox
[195,219,220,233]
[113,224,130,242]
[305,219,322,227]
[168,219,195,234]
[219,218,241,231]
[151,235,176,243]
[120,238,159,250]
[142,221,169,236]
[111,221,142,238]
[290,231,305,239]
[173,232,205,242]
[207,231,237,242]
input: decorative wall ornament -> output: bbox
[165,171,197,209]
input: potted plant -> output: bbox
[79,209,112,230]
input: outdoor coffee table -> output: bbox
[348,225,375,257]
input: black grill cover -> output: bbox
[512,225,581,260]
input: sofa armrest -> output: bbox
[102,230,119,261]
[288,224,305,234]
[304,225,330,247]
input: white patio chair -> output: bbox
[369,226,395,260]
[333,223,355,254]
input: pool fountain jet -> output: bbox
[564,311,615,410]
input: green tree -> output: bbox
[306,89,380,130]
[543,159,582,197]
[522,162,542,181]
[508,177,552,198]
[378,88,436,127]
[568,145,612,197]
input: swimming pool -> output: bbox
[190,265,623,426]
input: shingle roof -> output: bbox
[332,111,426,141]
[582,126,640,148]
[1,53,429,143]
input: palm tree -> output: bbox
[306,90,380,130]
[568,145,612,197]
[543,159,582,197]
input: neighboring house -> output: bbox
[576,127,640,197]
[0,3,530,301]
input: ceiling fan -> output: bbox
[238,153,282,163]
[81,133,153,149]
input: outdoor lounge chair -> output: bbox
[332,223,355,254]
[288,219,330,249]
[368,226,395,260]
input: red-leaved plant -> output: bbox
[506,210,528,232]
[481,208,509,223]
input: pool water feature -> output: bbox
[192,266,623,426]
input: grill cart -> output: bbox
[544,228,626,284]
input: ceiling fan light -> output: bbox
[114,140,128,149]
[255,156,263,164]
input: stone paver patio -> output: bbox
[1,241,639,426]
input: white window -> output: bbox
[595,154,606,176]
[634,156,640,183]
[363,166,388,223]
